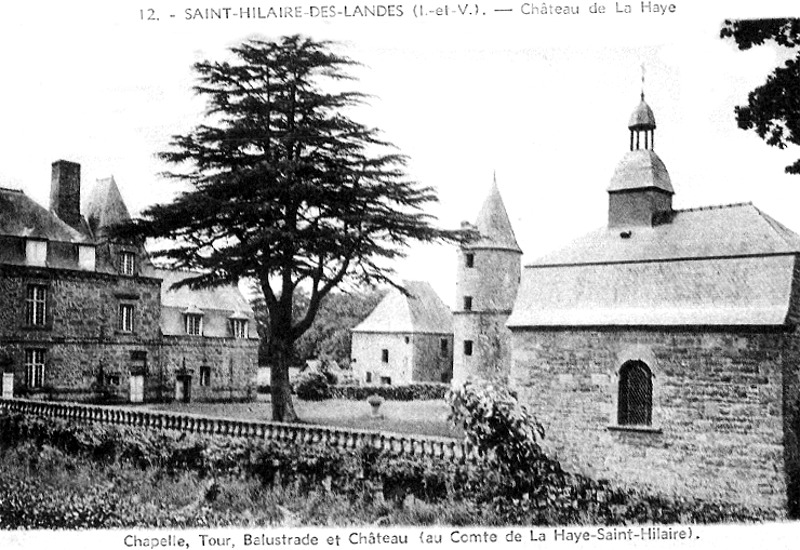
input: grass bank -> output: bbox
[139,395,457,438]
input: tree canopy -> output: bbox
[721,18,800,175]
[113,35,463,420]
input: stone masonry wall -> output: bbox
[351,333,413,385]
[0,265,161,399]
[160,336,258,402]
[411,334,453,383]
[453,312,513,384]
[509,327,788,511]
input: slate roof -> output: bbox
[628,95,656,129]
[0,187,89,243]
[466,179,522,253]
[352,281,453,334]
[608,150,674,194]
[508,203,800,328]
[84,177,131,237]
[155,269,257,338]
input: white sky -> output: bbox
[1,1,799,307]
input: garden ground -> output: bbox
[138,395,458,438]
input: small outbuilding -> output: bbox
[351,281,453,385]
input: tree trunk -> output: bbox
[270,333,298,422]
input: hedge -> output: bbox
[0,411,779,525]
[329,383,449,401]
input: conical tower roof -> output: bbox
[467,176,522,253]
[84,176,131,237]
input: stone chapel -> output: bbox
[505,93,800,514]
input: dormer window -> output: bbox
[232,319,248,339]
[25,239,47,267]
[185,313,203,336]
[229,311,249,339]
[119,251,135,276]
[78,245,96,271]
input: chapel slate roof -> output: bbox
[0,187,89,243]
[156,269,257,338]
[352,280,453,335]
[466,179,522,253]
[508,202,800,328]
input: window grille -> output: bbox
[463,296,473,311]
[617,360,653,426]
[119,252,135,275]
[25,285,47,326]
[232,319,248,339]
[24,349,45,388]
[118,304,135,332]
[185,314,203,335]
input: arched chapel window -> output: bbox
[617,360,652,426]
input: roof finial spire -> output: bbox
[640,63,646,100]
[493,169,497,187]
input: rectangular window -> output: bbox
[440,338,449,356]
[232,319,248,339]
[119,251,135,276]
[381,349,389,363]
[25,285,48,326]
[380,376,392,386]
[199,366,211,387]
[118,304,135,332]
[464,340,473,356]
[185,314,203,336]
[463,296,473,311]
[465,253,475,268]
[366,372,372,383]
[24,349,45,388]
[106,375,120,386]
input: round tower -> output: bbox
[452,175,522,384]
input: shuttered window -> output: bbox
[617,360,652,426]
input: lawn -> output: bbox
[139,395,458,438]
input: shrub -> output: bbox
[293,372,332,401]
[329,383,448,401]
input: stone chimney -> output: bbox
[50,160,82,230]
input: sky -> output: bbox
[1,1,799,307]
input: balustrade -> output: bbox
[0,398,465,462]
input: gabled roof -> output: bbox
[0,187,89,243]
[509,202,800,328]
[352,281,453,334]
[84,177,131,237]
[466,178,522,253]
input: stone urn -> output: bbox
[367,394,384,417]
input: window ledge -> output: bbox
[607,425,663,435]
